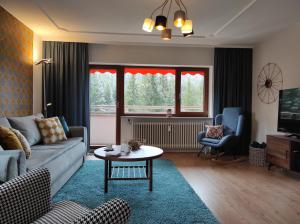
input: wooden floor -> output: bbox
[162,153,300,224]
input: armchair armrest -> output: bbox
[215,114,223,125]
[0,150,26,176]
[69,126,87,148]
[236,115,244,137]
[0,155,18,183]
[0,168,51,224]
[197,131,206,142]
[73,198,131,224]
[218,135,238,147]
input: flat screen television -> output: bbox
[278,87,300,137]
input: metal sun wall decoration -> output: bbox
[257,63,283,104]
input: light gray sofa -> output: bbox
[0,115,87,196]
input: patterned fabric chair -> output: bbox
[197,107,244,159]
[0,169,131,224]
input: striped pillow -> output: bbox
[10,128,31,159]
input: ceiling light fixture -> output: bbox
[183,29,194,37]
[161,28,172,40]
[142,0,193,40]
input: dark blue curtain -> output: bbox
[213,48,252,155]
[42,41,90,144]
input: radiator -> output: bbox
[132,121,207,152]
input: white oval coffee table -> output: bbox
[94,145,163,193]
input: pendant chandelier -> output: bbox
[142,0,193,40]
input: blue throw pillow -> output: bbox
[58,116,70,136]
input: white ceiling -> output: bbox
[1,0,300,47]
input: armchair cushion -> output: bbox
[73,198,131,224]
[222,107,242,134]
[33,201,90,224]
[0,168,51,224]
[205,125,224,139]
[201,138,221,145]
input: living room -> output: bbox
[1,0,300,223]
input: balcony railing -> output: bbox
[90,105,203,114]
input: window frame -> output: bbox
[89,64,209,118]
[176,67,209,117]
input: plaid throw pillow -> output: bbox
[205,125,224,139]
[35,117,67,144]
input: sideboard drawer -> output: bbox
[267,135,291,169]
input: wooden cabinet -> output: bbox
[267,135,300,171]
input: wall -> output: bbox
[89,44,214,66]
[89,44,214,144]
[32,33,43,113]
[252,22,300,142]
[0,6,33,116]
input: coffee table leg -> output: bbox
[108,160,112,178]
[149,159,153,191]
[104,160,108,193]
[146,160,149,177]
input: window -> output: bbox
[124,67,175,114]
[89,66,209,117]
[180,70,205,113]
[90,69,116,114]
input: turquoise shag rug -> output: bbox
[53,160,218,224]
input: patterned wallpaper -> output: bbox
[0,6,33,117]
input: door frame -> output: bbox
[89,64,123,145]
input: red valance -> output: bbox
[124,68,175,75]
[90,68,206,76]
[182,71,205,76]
[90,69,116,75]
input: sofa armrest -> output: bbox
[0,155,18,183]
[69,126,87,148]
[0,150,26,176]
[0,168,51,224]
[72,198,131,224]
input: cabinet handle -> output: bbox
[286,151,288,160]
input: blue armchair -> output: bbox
[197,107,244,159]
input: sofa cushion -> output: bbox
[58,116,70,137]
[28,142,86,187]
[32,201,90,224]
[35,117,67,144]
[10,128,31,159]
[27,137,83,170]
[0,117,11,128]
[0,126,23,150]
[8,114,43,146]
